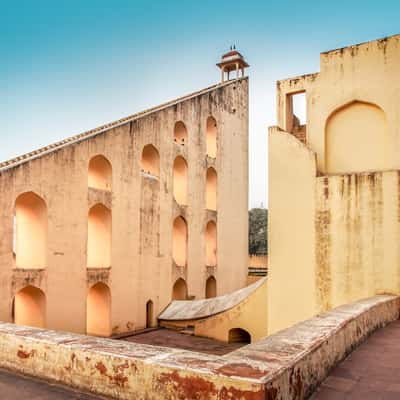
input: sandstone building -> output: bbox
[0,76,249,336]
[269,34,400,334]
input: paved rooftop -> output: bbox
[120,327,245,355]
[0,368,104,399]
[311,320,400,400]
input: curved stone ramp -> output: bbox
[159,277,267,321]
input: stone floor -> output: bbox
[0,369,104,399]
[311,320,400,400]
[120,327,245,355]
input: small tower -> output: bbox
[217,46,249,83]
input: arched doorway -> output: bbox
[13,286,46,328]
[172,278,187,300]
[86,282,111,337]
[15,192,48,268]
[228,328,251,344]
[146,300,154,328]
[88,155,112,190]
[205,276,217,299]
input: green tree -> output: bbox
[248,208,268,255]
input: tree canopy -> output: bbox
[249,208,268,255]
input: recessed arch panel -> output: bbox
[15,192,48,268]
[205,276,217,299]
[206,168,217,210]
[14,285,46,328]
[172,278,187,300]
[174,121,188,145]
[141,144,160,177]
[325,101,388,174]
[88,155,112,190]
[173,216,187,267]
[206,221,217,266]
[86,282,111,336]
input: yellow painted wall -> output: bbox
[268,128,317,334]
[270,34,400,334]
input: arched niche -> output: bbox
[172,278,187,300]
[206,116,217,158]
[141,144,160,177]
[15,192,47,268]
[206,167,217,210]
[13,285,46,328]
[87,204,111,268]
[206,221,217,266]
[87,282,111,337]
[173,156,188,205]
[88,155,112,191]
[205,276,217,299]
[173,216,187,267]
[325,101,388,174]
[228,328,251,344]
[146,300,154,328]
[174,121,188,145]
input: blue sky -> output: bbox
[1,1,400,207]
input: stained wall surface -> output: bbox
[269,34,400,334]
[0,78,249,336]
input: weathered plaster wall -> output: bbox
[268,127,317,335]
[270,34,400,333]
[0,79,249,335]
[0,295,397,399]
[316,171,400,311]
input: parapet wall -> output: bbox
[0,295,398,399]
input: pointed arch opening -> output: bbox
[173,216,187,267]
[206,167,217,210]
[228,328,251,344]
[173,156,188,205]
[13,286,46,328]
[15,192,47,268]
[88,155,112,191]
[174,121,188,146]
[172,278,187,300]
[206,116,217,158]
[205,276,217,299]
[87,204,111,268]
[87,282,111,337]
[206,220,217,266]
[325,101,388,174]
[146,300,154,328]
[141,144,160,177]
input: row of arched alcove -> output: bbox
[174,117,218,159]
[12,193,216,270]
[172,217,217,267]
[88,151,217,209]
[11,276,218,336]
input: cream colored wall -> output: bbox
[268,128,317,334]
[315,171,400,311]
[270,35,400,334]
[195,278,268,342]
[0,79,249,335]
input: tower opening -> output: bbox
[228,328,251,343]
